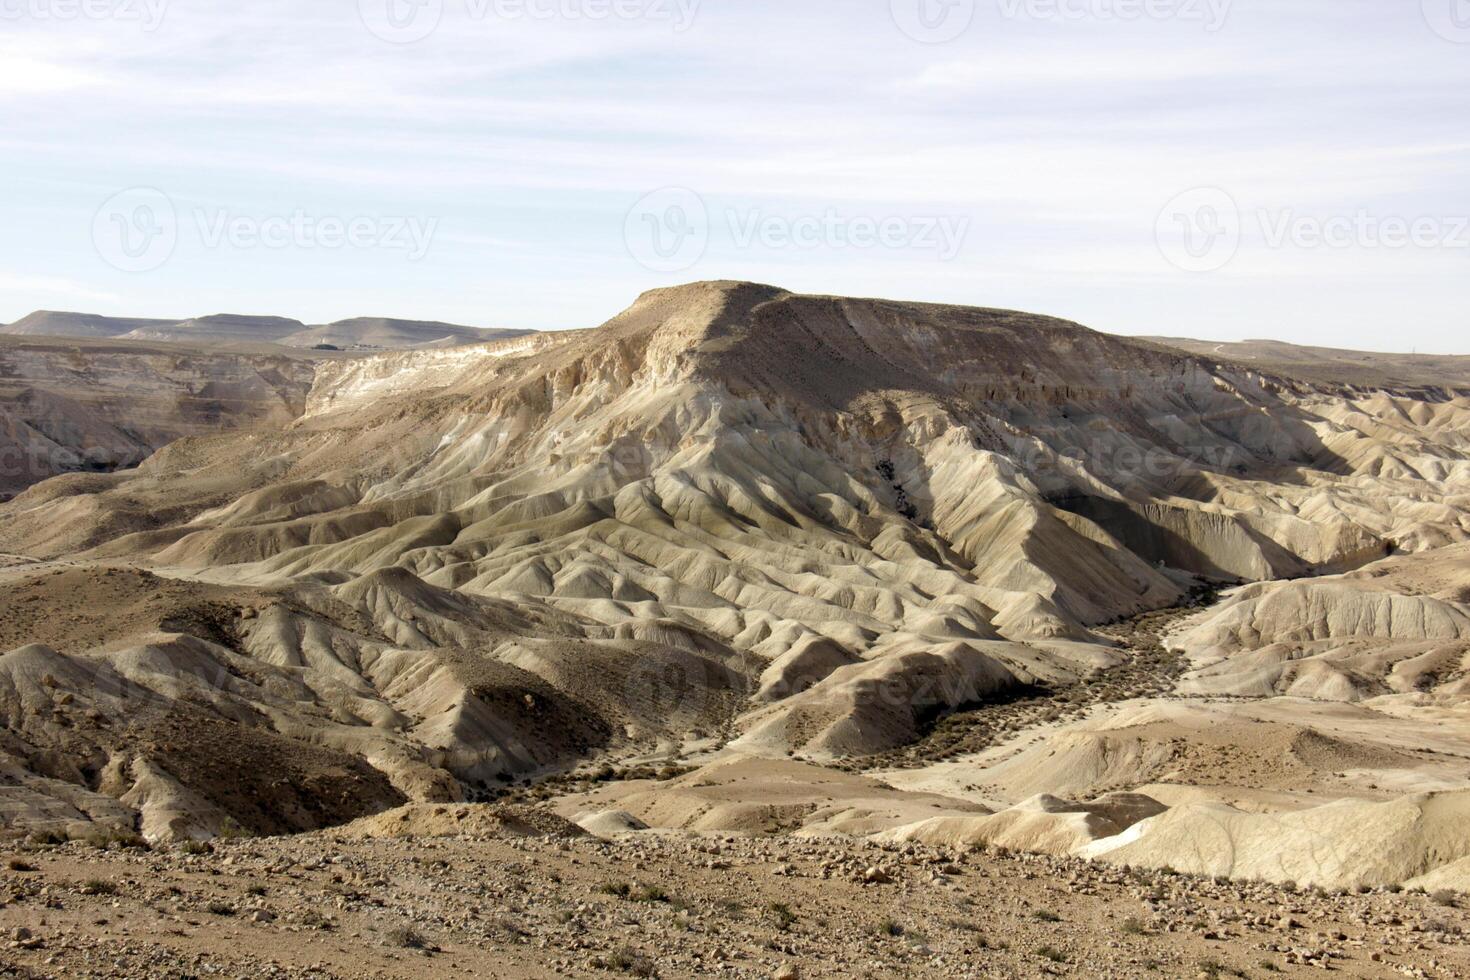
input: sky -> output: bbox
[1,0,1467,351]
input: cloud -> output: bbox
[0,274,121,307]
[0,42,106,96]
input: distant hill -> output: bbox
[278,318,534,350]
[3,311,179,339]
[1,311,529,350]
[1145,336,1470,390]
[122,314,307,344]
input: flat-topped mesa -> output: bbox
[587,280,1209,408]
[5,282,1460,602]
[0,288,1455,580]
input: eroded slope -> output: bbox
[1,282,1468,850]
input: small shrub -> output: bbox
[385,925,428,949]
[245,883,268,897]
[876,919,905,937]
[85,829,147,851]
[633,884,670,904]
[599,946,655,977]
[598,881,632,899]
[206,901,236,916]
[491,915,529,940]
[180,840,211,855]
[7,858,37,872]
[1431,889,1459,908]
[768,902,797,931]
[1036,945,1068,963]
[299,909,334,930]
[1120,917,1146,936]
[1033,909,1062,923]
[213,819,251,841]
[80,878,118,896]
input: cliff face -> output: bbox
[0,337,319,496]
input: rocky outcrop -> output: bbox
[1082,790,1470,891]
[1173,545,1470,699]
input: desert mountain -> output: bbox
[2,310,525,351]
[1,281,1467,896]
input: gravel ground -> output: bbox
[1,822,1466,979]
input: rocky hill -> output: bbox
[0,283,1467,924]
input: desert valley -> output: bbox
[0,281,1466,978]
